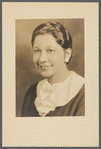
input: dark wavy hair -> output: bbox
[31,22,73,63]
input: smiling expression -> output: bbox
[32,34,67,78]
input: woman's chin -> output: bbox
[40,71,53,78]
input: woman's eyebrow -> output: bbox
[33,47,39,50]
[46,46,53,48]
[45,46,56,49]
[33,46,56,50]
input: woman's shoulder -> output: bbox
[21,82,38,117]
[76,84,85,100]
[64,84,85,116]
[29,82,38,90]
[24,82,38,101]
[71,71,85,84]
[68,71,85,101]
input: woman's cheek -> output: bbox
[48,53,57,62]
[33,55,39,64]
[33,58,39,70]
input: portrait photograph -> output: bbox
[2,2,99,147]
[16,19,85,117]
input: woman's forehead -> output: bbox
[34,34,55,42]
[33,34,61,49]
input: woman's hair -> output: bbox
[31,22,73,63]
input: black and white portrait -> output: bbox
[2,2,99,147]
[16,19,85,117]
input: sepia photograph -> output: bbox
[16,19,85,117]
[2,2,99,147]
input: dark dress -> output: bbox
[21,83,85,117]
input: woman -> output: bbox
[21,22,85,117]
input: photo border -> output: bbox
[1,1,100,148]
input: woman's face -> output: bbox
[32,34,66,78]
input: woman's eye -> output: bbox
[47,49,53,53]
[34,50,41,53]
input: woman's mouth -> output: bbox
[39,64,53,70]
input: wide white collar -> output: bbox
[34,71,85,116]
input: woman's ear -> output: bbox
[64,48,72,63]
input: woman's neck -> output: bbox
[47,67,72,85]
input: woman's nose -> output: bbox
[39,50,48,62]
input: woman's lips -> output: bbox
[39,64,53,70]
